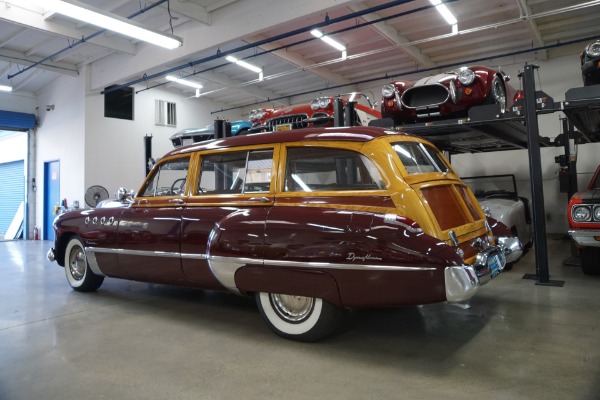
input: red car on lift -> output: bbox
[381,65,523,125]
[249,92,381,132]
[568,164,600,275]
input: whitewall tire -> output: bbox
[64,237,104,292]
[255,292,344,342]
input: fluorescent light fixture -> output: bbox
[310,29,347,59]
[225,56,264,81]
[429,0,458,26]
[21,0,182,49]
[0,85,12,92]
[165,75,203,89]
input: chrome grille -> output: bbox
[266,114,309,130]
[401,84,449,109]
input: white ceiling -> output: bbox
[0,0,598,115]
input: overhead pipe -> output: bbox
[8,0,170,80]
[134,0,459,95]
[211,33,600,114]
[102,0,431,94]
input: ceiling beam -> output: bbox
[347,2,435,68]
[0,48,78,76]
[515,0,547,60]
[148,0,210,25]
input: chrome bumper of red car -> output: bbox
[569,229,600,247]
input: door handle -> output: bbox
[249,197,270,203]
[169,198,185,204]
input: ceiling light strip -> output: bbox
[20,0,182,49]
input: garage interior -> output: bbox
[0,0,599,398]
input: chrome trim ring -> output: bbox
[68,246,87,281]
[270,294,315,323]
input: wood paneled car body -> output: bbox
[48,126,520,341]
[381,65,523,125]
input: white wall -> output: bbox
[84,79,242,198]
[35,72,86,239]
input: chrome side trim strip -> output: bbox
[85,251,106,277]
[87,247,185,259]
[262,258,436,271]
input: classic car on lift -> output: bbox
[169,120,252,147]
[47,126,522,342]
[381,65,523,125]
[568,164,600,275]
[248,92,381,133]
[580,40,600,86]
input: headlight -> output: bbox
[572,205,591,222]
[458,68,476,86]
[318,97,331,109]
[594,206,600,221]
[382,84,396,99]
[586,41,600,58]
[310,100,319,110]
[249,109,264,121]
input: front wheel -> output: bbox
[486,75,507,114]
[255,292,345,342]
[64,237,104,291]
[581,247,600,275]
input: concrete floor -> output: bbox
[0,237,599,400]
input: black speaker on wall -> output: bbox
[104,85,134,120]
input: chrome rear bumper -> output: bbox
[445,245,507,303]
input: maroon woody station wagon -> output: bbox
[48,126,522,341]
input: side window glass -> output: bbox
[141,157,190,197]
[284,147,384,192]
[198,149,273,194]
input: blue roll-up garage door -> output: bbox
[0,160,25,238]
[0,111,36,131]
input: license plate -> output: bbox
[275,124,292,131]
[489,255,501,279]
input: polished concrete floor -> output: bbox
[0,237,599,400]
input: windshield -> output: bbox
[338,92,374,108]
[392,142,450,175]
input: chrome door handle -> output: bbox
[169,198,184,204]
[249,197,270,203]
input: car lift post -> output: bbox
[561,118,581,266]
[521,64,564,287]
[333,98,344,127]
[344,101,356,127]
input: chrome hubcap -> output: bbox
[270,294,314,323]
[69,247,86,281]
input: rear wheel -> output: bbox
[64,237,104,291]
[486,75,507,114]
[581,247,600,275]
[255,292,345,342]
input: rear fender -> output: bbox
[235,266,342,307]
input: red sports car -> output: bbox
[249,92,381,132]
[381,65,523,125]
[568,164,600,275]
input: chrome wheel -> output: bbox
[270,294,314,323]
[68,247,87,281]
[490,76,507,113]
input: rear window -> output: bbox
[284,147,384,192]
[392,142,450,175]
